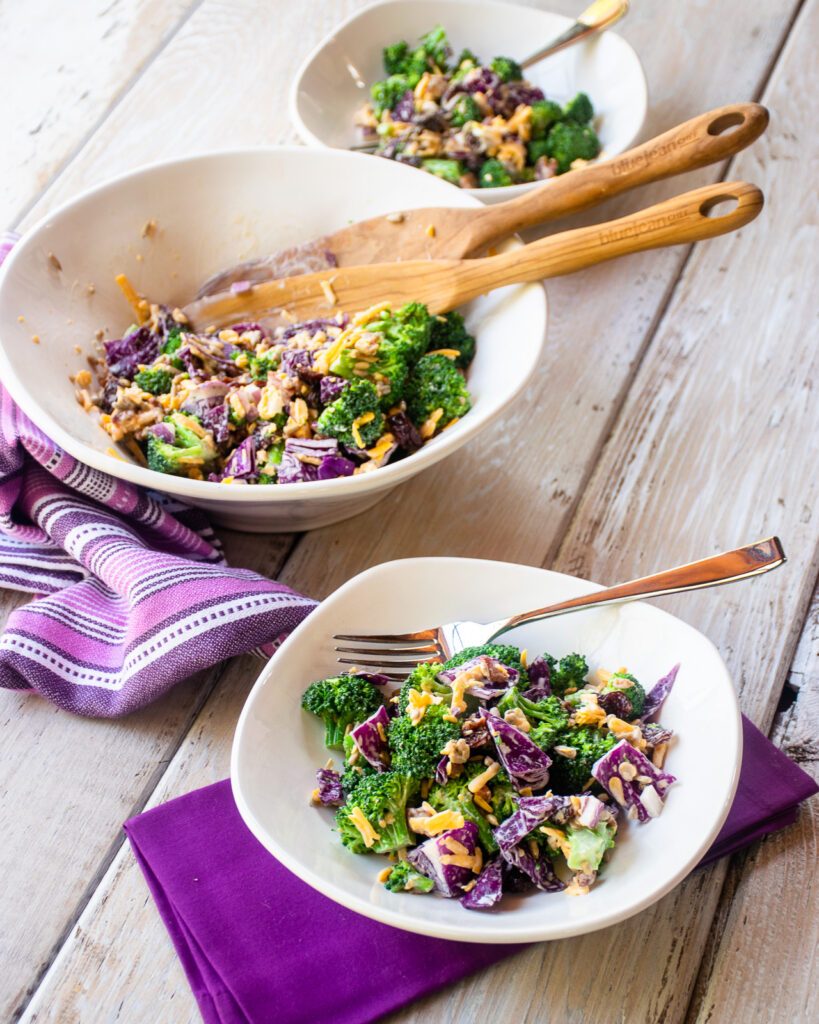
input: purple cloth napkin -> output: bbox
[125,715,816,1024]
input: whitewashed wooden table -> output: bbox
[1,1,817,1021]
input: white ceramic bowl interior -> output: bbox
[232,557,741,944]
[291,0,648,203]
[0,148,545,532]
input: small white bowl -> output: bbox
[290,0,648,204]
[231,557,741,944]
[0,148,545,532]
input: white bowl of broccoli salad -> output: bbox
[0,147,545,532]
[290,0,647,202]
[231,557,742,943]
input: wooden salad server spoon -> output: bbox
[194,102,768,297]
[184,180,763,328]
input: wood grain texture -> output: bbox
[1,0,811,1022]
[0,0,195,229]
[686,587,819,1024]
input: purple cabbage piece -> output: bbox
[592,740,676,823]
[279,317,347,342]
[147,422,175,444]
[438,656,519,701]
[315,768,344,807]
[277,438,355,485]
[393,89,415,121]
[643,664,680,720]
[435,756,450,785]
[353,672,391,688]
[574,794,608,829]
[228,321,269,337]
[461,67,502,96]
[407,822,481,898]
[493,795,568,853]
[500,843,566,893]
[222,436,256,479]
[199,403,231,445]
[280,348,313,376]
[350,705,391,771]
[642,721,674,747]
[387,411,423,453]
[319,375,349,405]
[521,655,551,700]
[502,861,534,893]
[104,327,159,379]
[487,713,552,792]
[461,857,504,911]
[497,82,545,116]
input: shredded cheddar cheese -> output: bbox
[348,807,380,848]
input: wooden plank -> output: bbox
[13,1,805,1021]
[0,0,196,229]
[686,587,819,1024]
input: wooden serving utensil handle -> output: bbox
[463,103,769,253]
[439,181,763,310]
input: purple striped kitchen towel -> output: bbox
[0,384,316,716]
[0,231,315,716]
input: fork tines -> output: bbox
[333,630,443,680]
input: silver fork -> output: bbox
[334,537,785,680]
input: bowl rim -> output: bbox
[230,555,743,944]
[0,145,547,505]
[288,0,649,201]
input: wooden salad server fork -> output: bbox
[333,537,786,678]
[194,102,768,297]
[184,179,763,328]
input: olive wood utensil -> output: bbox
[195,103,768,297]
[334,537,786,676]
[184,180,763,328]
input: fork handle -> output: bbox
[488,537,786,640]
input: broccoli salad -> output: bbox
[356,25,601,188]
[80,277,475,484]
[304,647,679,910]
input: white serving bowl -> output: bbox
[0,148,545,532]
[290,0,647,204]
[232,557,742,944]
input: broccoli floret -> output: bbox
[490,56,523,82]
[335,772,419,854]
[548,653,588,696]
[340,732,378,794]
[548,725,616,793]
[544,121,600,173]
[145,412,218,476]
[563,91,594,124]
[428,311,476,369]
[248,351,279,380]
[161,326,184,354]
[383,40,411,75]
[316,378,384,449]
[427,769,498,853]
[396,661,450,714]
[389,703,460,779]
[422,158,464,185]
[530,99,564,139]
[416,25,450,71]
[405,353,471,430]
[600,670,646,719]
[487,768,518,823]
[301,673,383,750]
[383,859,435,893]
[133,367,174,395]
[527,139,552,165]
[496,690,569,750]
[332,305,431,406]
[257,473,277,485]
[449,93,482,128]
[441,644,528,680]
[371,74,414,116]
[479,158,514,188]
[452,48,480,80]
